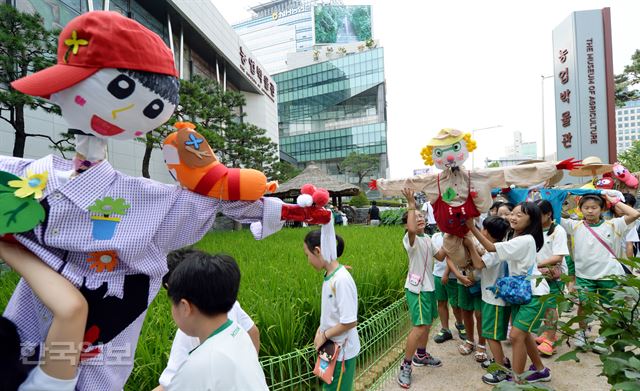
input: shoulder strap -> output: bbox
[583,222,617,258]
[467,170,471,192]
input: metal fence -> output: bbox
[259,297,411,390]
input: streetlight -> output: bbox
[541,75,553,160]
[471,125,503,169]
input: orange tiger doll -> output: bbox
[162,122,278,201]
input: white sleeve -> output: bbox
[159,330,200,387]
[560,218,579,235]
[403,233,417,253]
[19,366,77,391]
[551,227,570,256]
[625,225,639,242]
[613,216,631,238]
[494,236,530,261]
[336,275,358,324]
[231,301,255,331]
[481,252,502,268]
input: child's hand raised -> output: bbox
[401,187,416,207]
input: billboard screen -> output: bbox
[314,5,372,44]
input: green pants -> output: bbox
[323,357,356,391]
[434,276,459,307]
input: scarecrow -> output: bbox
[371,128,580,268]
[1,11,328,390]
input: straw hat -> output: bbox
[568,156,613,177]
[517,160,564,186]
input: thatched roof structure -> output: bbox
[268,163,360,200]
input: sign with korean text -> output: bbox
[552,9,615,167]
[239,46,276,102]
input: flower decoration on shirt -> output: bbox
[86,250,119,273]
[63,30,89,63]
[8,170,48,199]
[88,197,131,240]
[0,170,46,235]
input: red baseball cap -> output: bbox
[11,11,177,99]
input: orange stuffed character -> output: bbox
[162,122,278,201]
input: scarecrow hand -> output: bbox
[556,158,582,171]
[368,179,378,191]
[281,204,331,225]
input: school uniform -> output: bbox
[431,233,459,308]
[403,233,438,326]
[536,226,570,307]
[480,252,510,341]
[494,235,550,333]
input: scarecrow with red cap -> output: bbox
[1,11,328,390]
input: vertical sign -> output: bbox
[552,8,615,168]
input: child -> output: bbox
[467,202,551,383]
[489,201,504,217]
[397,188,445,389]
[497,202,515,220]
[155,248,260,390]
[534,200,569,356]
[617,193,639,259]
[431,231,467,344]
[303,230,360,391]
[466,216,512,384]
[166,251,268,390]
[0,241,88,391]
[560,193,640,353]
[453,252,487,363]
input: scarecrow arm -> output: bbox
[478,161,561,188]
[374,174,439,198]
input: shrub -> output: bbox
[349,192,369,207]
[380,208,406,226]
[375,200,405,207]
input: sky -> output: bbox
[215,0,640,179]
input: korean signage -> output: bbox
[239,46,276,102]
[552,8,616,167]
[272,4,310,20]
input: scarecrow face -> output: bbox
[50,68,177,140]
[431,139,470,170]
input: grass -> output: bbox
[0,225,408,390]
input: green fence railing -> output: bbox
[259,298,411,390]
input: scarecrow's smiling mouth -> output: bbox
[91,115,124,136]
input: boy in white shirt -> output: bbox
[166,251,268,391]
[466,216,512,385]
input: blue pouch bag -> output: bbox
[487,264,534,305]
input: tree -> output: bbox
[617,140,640,173]
[616,49,640,107]
[264,160,301,184]
[487,161,500,168]
[0,5,67,158]
[139,75,278,179]
[340,151,379,189]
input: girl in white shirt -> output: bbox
[466,202,551,383]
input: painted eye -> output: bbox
[143,99,164,119]
[452,142,461,152]
[434,149,443,158]
[108,75,136,99]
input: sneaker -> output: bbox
[537,337,556,356]
[592,336,608,354]
[482,369,509,385]
[412,352,442,367]
[455,322,467,340]
[433,328,453,343]
[573,330,588,350]
[526,365,552,383]
[481,357,511,370]
[397,364,412,389]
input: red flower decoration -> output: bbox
[86,250,119,273]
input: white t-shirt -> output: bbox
[621,223,639,258]
[536,225,569,277]
[421,202,436,224]
[431,232,456,279]
[167,319,268,391]
[19,366,78,391]
[321,265,361,361]
[561,217,628,280]
[403,233,436,292]
[480,252,506,306]
[159,301,255,387]
[494,235,550,296]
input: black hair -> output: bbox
[514,202,544,252]
[371,200,377,206]
[499,202,515,212]
[578,194,605,209]
[536,199,556,236]
[482,216,511,242]
[304,229,345,258]
[489,201,504,212]
[118,68,180,105]
[0,317,28,390]
[162,247,196,289]
[167,251,240,316]
[623,192,637,208]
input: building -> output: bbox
[233,0,333,75]
[274,46,388,187]
[486,131,537,167]
[2,0,277,183]
[616,99,640,153]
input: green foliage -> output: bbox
[380,208,406,226]
[487,161,501,168]
[0,5,64,157]
[340,151,380,189]
[265,160,301,183]
[616,49,640,107]
[314,6,344,44]
[617,140,640,173]
[375,199,405,207]
[349,191,369,207]
[351,6,372,42]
